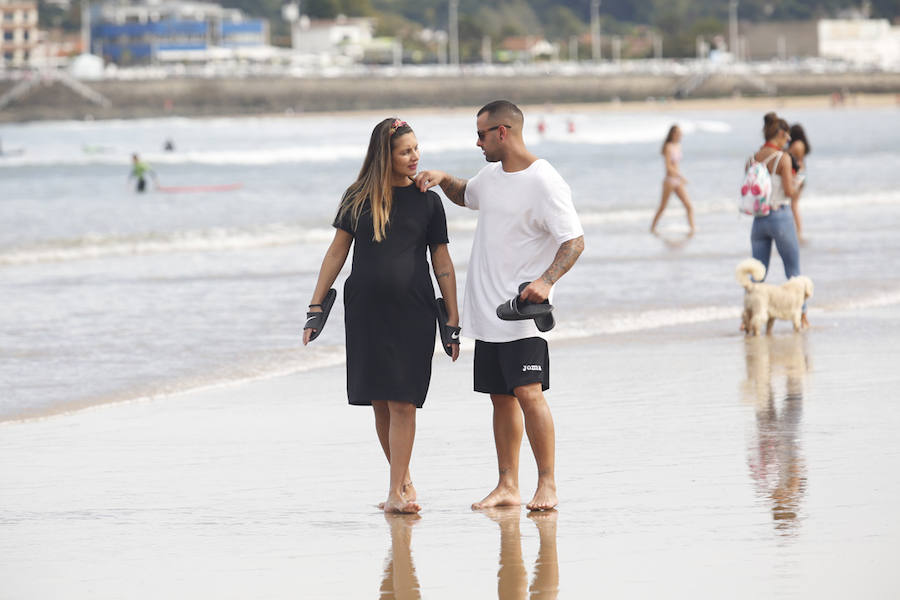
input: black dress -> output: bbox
[333,184,449,408]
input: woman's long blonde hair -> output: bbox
[337,117,412,242]
[661,124,679,154]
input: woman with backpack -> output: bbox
[744,112,808,329]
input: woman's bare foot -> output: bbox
[403,480,416,502]
[472,485,520,510]
[801,313,810,330]
[526,483,558,511]
[383,492,421,514]
[378,480,415,510]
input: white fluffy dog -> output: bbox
[736,258,813,336]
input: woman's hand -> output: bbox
[303,306,323,345]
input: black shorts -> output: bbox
[474,337,550,395]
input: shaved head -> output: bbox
[477,100,524,129]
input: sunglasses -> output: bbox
[477,124,511,141]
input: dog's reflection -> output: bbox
[379,513,422,600]
[481,507,559,600]
[742,334,810,535]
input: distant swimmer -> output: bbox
[0,137,24,158]
[650,124,695,236]
[128,153,157,193]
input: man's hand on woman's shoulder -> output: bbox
[414,170,446,193]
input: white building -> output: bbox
[290,14,374,62]
[818,18,900,69]
[1,0,39,68]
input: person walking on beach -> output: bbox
[128,153,156,193]
[415,100,584,512]
[745,112,808,329]
[303,118,460,514]
[787,124,811,219]
[650,124,696,236]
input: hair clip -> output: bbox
[389,119,407,134]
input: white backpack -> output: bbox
[740,151,781,217]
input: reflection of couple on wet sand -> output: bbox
[742,334,809,534]
[304,100,584,514]
[379,509,559,599]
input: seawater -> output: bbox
[2,105,899,420]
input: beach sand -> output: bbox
[2,304,900,598]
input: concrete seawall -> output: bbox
[2,70,899,122]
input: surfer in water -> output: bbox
[128,154,157,193]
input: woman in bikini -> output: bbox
[650,124,696,236]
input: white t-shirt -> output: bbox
[462,159,583,342]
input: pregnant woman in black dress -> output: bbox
[303,118,460,514]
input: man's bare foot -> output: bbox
[527,508,559,523]
[480,505,522,524]
[801,313,810,330]
[383,493,421,514]
[472,485,520,510]
[526,483,558,511]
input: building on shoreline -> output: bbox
[1,0,38,68]
[289,14,374,64]
[818,18,900,69]
[89,0,268,65]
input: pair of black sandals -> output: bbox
[303,289,462,356]
[304,282,553,349]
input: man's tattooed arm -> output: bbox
[540,236,585,286]
[439,175,468,207]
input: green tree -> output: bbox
[339,0,374,16]
[544,5,586,40]
[306,0,340,18]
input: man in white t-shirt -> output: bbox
[415,100,584,511]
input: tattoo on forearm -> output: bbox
[436,271,450,279]
[541,236,584,285]
[441,176,468,206]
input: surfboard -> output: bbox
[156,183,243,193]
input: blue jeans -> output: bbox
[751,207,806,313]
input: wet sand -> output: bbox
[2,305,899,598]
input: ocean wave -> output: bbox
[0,344,348,423]
[823,289,900,311]
[0,117,735,167]
[6,187,899,266]
[0,223,335,266]
[552,305,740,338]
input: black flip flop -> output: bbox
[436,298,461,356]
[304,288,337,341]
[496,282,555,332]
